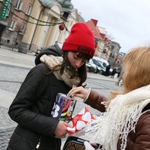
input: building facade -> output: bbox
[1,0,121,61]
[18,0,79,53]
[86,19,112,61]
[108,40,121,67]
[0,0,35,47]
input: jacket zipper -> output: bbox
[36,137,41,150]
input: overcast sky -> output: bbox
[71,0,150,53]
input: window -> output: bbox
[111,45,115,50]
[19,24,26,34]
[9,20,16,31]
[25,5,32,15]
[16,0,23,10]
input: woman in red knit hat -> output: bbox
[6,22,104,150]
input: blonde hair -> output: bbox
[107,46,150,106]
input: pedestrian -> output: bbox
[115,65,122,86]
[68,46,150,150]
[116,65,122,78]
[115,70,123,86]
[111,67,116,78]
[7,22,95,150]
[104,62,110,76]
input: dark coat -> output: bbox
[85,90,107,112]
[86,90,150,150]
[35,44,63,65]
[7,45,71,150]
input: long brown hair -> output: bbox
[43,52,90,86]
[107,46,150,106]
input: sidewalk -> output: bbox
[0,46,35,109]
[0,46,35,69]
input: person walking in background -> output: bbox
[115,70,123,86]
[68,46,150,150]
[115,65,123,86]
[6,22,96,150]
[111,67,117,78]
[117,65,122,78]
[103,62,111,76]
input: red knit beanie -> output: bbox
[62,22,95,58]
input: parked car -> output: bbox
[92,56,110,74]
[86,59,97,73]
[92,58,105,74]
[93,56,109,67]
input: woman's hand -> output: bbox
[67,86,90,100]
[54,121,71,138]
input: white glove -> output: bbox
[84,141,95,150]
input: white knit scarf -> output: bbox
[85,84,150,150]
[40,54,80,87]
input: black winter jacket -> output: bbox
[35,44,63,65]
[7,45,71,150]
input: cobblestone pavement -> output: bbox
[0,47,34,149]
[0,63,29,149]
[0,106,16,149]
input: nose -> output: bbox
[74,60,83,69]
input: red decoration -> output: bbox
[112,55,114,58]
[67,107,95,135]
[103,49,106,53]
[59,24,65,31]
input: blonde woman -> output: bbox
[68,46,150,150]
